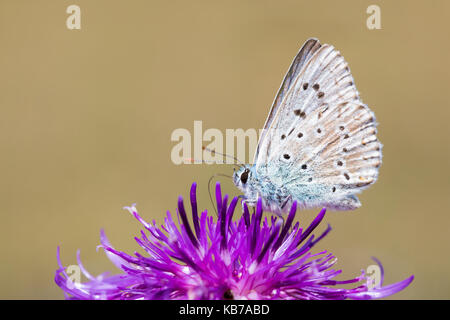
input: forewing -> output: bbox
[253,38,322,164]
[257,41,382,201]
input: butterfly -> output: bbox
[233,38,382,215]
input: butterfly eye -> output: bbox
[240,169,250,184]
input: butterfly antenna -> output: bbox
[202,146,244,168]
[183,158,228,165]
[208,173,233,217]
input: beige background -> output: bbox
[0,0,449,299]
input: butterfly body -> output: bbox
[234,163,362,216]
[233,38,382,215]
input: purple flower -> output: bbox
[55,182,413,300]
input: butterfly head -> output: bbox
[233,165,254,192]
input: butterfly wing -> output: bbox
[254,40,382,210]
[254,38,322,164]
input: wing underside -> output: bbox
[253,39,382,207]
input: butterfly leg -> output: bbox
[241,198,257,211]
[278,195,292,228]
[280,195,292,211]
[237,195,247,213]
[278,215,286,229]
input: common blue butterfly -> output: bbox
[233,38,382,215]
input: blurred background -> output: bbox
[0,0,449,299]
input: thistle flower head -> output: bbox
[55,182,413,300]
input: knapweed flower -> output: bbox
[55,182,413,300]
